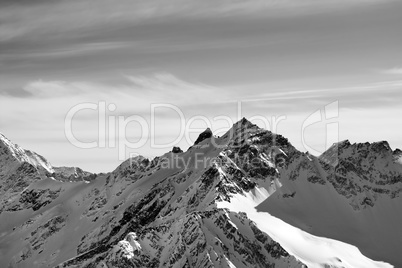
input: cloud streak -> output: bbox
[1,72,401,172]
[381,67,402,75]
[0,0,391,44]
[1,0,402,172]
[8,74,401,114]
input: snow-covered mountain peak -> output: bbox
[324,139,351,152]
[0,132,95,187]
[320,139,400,167]
[228,117,259,136]
[235,117,256,128]
[112,154,149,173]
[394,148,402,162]
[324,139,393,152]
[370,140,393,153]
[51,166,95,182]
[394,148,402,155]
[0,132,30,163]
[0,124,401,267]
[338,139,351,146]
[318,139,402,201]
[0,132,54,175]
[343,140,394,153]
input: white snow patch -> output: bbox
[217,187,393,268]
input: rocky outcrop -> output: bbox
[194,128,212,145]
[319,140,402,209]
[52,166,95,182]
[0,119,401,267]
[172,146,183,153]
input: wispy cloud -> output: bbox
[11,74,402,112]
[381,67,402,75]
[0,0,391,44]
[7,73,227,102]
[22,80,82,98]
[16,42,132,59]
[125,73,222,100]
[1,72,401,172]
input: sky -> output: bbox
[0,0,401,172]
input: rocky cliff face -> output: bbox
[0,133,54,215]
[259,138,402,267]
[0,133,94,216]
[0,120,400,268]
[320,140,402,208]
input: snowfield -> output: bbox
[0,119,401,267]
[218,186,393,268]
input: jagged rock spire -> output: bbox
[194,128,212,145]
[172,146,183,153]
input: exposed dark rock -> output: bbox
[194,128,212,145]
[172,147,183,153]
[3,119,401,268]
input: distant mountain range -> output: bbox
[0,118,401,268]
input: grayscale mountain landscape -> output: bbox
[0,119,401,267]
[1,1,401,267]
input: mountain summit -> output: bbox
[194,127,213,145]
[0,132,53,175]
[0,120,401,268]
[0,132,93,209]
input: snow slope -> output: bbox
[218,186,392,268]
[0,119,400,267]
[0,132,53,176]
[257,141,402,267]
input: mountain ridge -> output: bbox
[0,119,400,268]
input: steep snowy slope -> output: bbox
[0,132,55,217]
[257,140,402,267]
[218,186,392,268]
[0,133,93,215]
[0,120,399,267]
[0,123,303,268]
[0,133,54,176]
[0,132,94,186]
